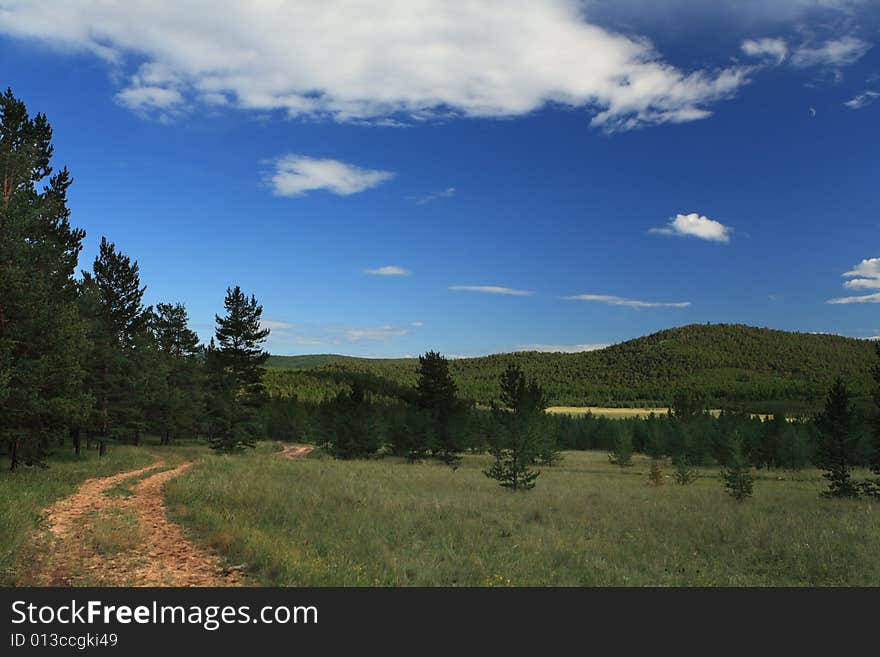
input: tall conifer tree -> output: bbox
[208,286,270,452]
[0,88,86,469]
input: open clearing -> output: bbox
[5,441,879,587]
[166,444,880,586]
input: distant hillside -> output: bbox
[265,324,877,411]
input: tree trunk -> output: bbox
[10,437,20,472]
[86,430,92,450]
[98,440,106,458]
[72,428,81,456]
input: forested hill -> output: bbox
[265,324,877,411]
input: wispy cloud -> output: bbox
[790,36,871,68]
[449,285,535,297]
[414,187,456,205]
[828,257,880,304]
[343,326,409,342]
[364,265,411,276]
[515,343,610,353]
[0,1,752,131]
[844,90,880,109]
[268,155,394,197]
[562,294,691,308]
[741,38,788,64]
[649,212,732,243]
[264,319,423,346]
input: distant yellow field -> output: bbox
[547,407,778,421]
[547,406,670,418]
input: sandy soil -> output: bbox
[276,444,315,460]
[26,458,246,587]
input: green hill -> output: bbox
[265,324,877,412]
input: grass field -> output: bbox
[165,444,880,586]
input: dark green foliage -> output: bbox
[483,364,545,490]
[323,382,380,459]
[266,324,877,411]
[673,459,698,485]
[815,378,860,498]
[721,443,754,502]
[607,431,633,467]
[80,238,152,455]
[151,303,203,445]
[206,287,270,453]
[0,89,86,470]
[871,343,880,476]
[415,351,462,466]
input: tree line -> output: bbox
[0,88,272,470]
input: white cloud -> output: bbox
[409,321,425,327]
[0,1,752,131]
[649,212,732,243]
[515,343,610,353]
[844,90,880,109]
[343,325,410,342]
[364,265,411,276]
[827,292,880,304]
[449,285,535,296]
[260,319,296,331]
[827,257,880,304]
[268,155,394,197]
[414,187,456,205]
[741,38,788,64]
[562,294,691,308]
[790,36,871,68]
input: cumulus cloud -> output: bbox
[827,258,880,303]
[741,38,788,64]
[449,285,535,296]
[649,212,733,243]
[414,187,456,205]
[364,265,411,276]
[790,36,871,68]
[562,294,691,308]
[0,0,752,131]
[268,155,394,197]
[515,343,610,353]
[844,90,880,109]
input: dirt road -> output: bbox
[27,459,246,587]
[276,444,315,460]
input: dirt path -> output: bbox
[276,443,315,460]
[27,459,246,587]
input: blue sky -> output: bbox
[1,0,878,356]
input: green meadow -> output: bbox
[163,444,880,587]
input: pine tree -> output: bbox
[483,363,544,490]
[81,237,150,456]
[721,443,754,502]
[871,343,880,476]
[608,431,634,467]
[647,457,664,486]
[208,286,270,453]
[152,302,203,445]
[0,89,87,470]
[415,351,462,466]
[815,378,860,498]
[327,382,379,459]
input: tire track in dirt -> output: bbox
[28,459,246,587]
